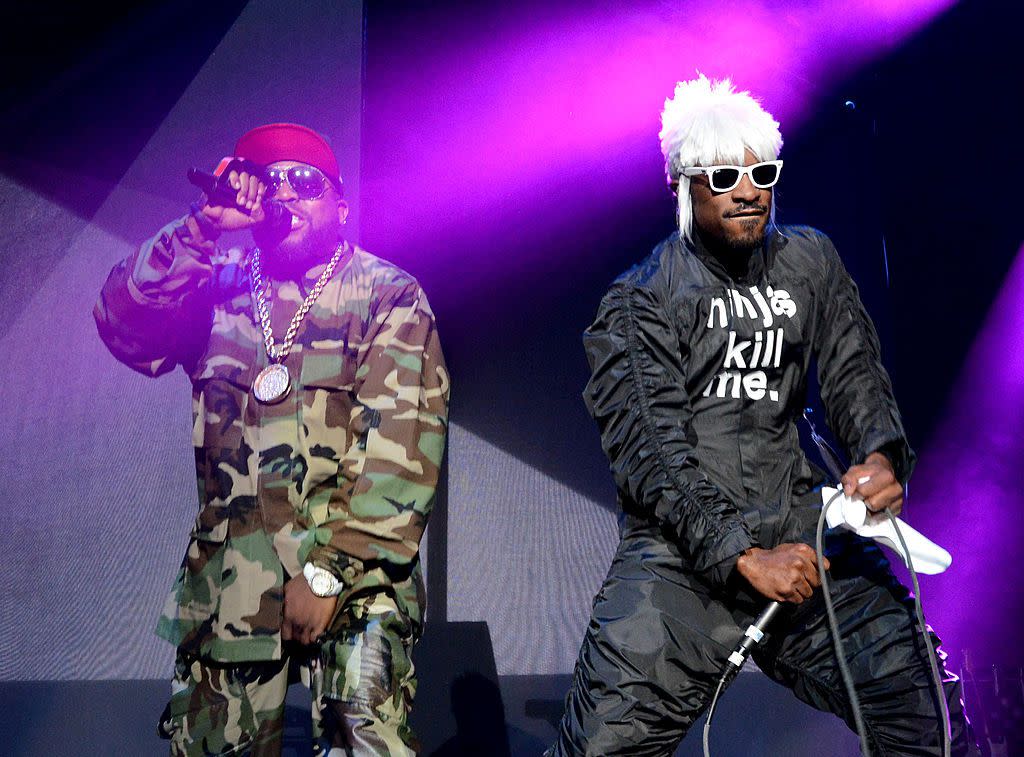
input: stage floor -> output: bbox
[0,670,859,755]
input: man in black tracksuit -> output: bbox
[549,76,978,755]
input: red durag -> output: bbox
[234,123,341,186]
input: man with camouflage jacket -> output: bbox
[94,123,449,756]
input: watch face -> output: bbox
[311,573,333,596]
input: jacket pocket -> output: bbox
[299,344,353,390]
[299,346,356,463]
[179,509,229,618]
[194,371,250,451]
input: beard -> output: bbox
[253,220,341,280]
[723,216,769,251]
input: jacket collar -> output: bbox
[682,226,782,285]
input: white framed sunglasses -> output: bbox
[680,160,783,193]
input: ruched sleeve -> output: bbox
[583,280,754,583]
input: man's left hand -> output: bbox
[841,452,903,516]
[282,574,338,646]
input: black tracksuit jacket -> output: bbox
[555,226,980,756]
[583,225,916,584]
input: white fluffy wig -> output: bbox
[659,74,783,242]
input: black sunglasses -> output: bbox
[265,165,333,200]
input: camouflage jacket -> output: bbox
[94,216,450,663]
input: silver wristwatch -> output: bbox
[303,563,343,597]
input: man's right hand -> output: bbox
[736,543,830,604]
[195,164,268,233]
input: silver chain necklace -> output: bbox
[249,242,347,403]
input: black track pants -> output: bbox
[548,520,979,756]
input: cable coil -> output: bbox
[703,472,952,757]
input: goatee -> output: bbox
[725,219,767,251]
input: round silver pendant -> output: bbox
[253,363,291,404]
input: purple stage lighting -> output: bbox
[905,242,1024,663]
[365,0,957,270]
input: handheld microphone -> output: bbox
[723,601,781,682]
[187,159,288,231]
[703,600,783,757]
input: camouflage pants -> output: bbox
[159,601,418,756]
